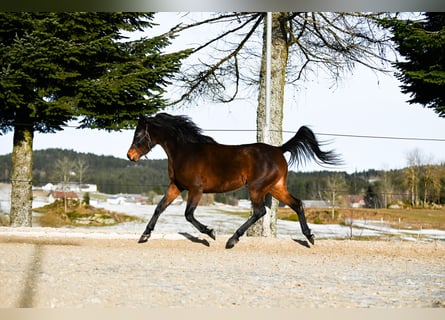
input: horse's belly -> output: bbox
[199,170,246,193]
[202,178,245,193]
[175,165,246,193]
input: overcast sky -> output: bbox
[1,13,444,173]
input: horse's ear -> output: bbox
[138,114,148,123]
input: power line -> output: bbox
[312,132,445,142]
[203,128,445,142]
[7,122,445,142]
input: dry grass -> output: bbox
[278,207,445,230]
[34,200,141,227]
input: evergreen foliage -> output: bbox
[0,12,191,225]
[0,12,191,132]
[380,13,445,117]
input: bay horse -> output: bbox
[127,113,340,249]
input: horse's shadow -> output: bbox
[178,232,310,249]
[179,232,210,247]
[292,238,311,248]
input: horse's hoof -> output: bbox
[225,237,238,249]
[308,234,315,245]
[208,229,216,240]
[138,234,150,243]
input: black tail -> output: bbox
[280,126,341,167]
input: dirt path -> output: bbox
[0,230,444,308]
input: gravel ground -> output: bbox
[0,228,444,308]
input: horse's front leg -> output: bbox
[184,189,216,240]
[138,183,181,243]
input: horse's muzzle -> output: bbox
[127,148,140,162]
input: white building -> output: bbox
[42,183,55,192]
[107,195,127,205]
[52,183,97,193]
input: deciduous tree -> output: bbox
[54,156,74,214]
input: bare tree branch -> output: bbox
[192,13,261,54]
[169,13,263,105]
[163,12,395,105]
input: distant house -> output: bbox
[107,195,127,205]
[78,184,97,193]
[42,183,55,192]
[348,195,365,208]
[302,200,330,208]
[48,191,79,203]
[53,183,97,193]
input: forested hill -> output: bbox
[0,149,169,195]
[0,148,444,205]
[0,148,376,197]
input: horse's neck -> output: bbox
[157,139,176,160]
[158,140,178,179]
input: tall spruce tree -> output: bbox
[380,13,445,117]
[0,12,190,226]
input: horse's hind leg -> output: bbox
[184,189,216,240]
[270,187,315,245]
[291,196,315,245]
[138,183,181,243]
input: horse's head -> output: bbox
[127,116,155,162]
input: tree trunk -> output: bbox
[247,13,289,237]
[10,125,34,227]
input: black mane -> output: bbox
[149,113,217,144]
